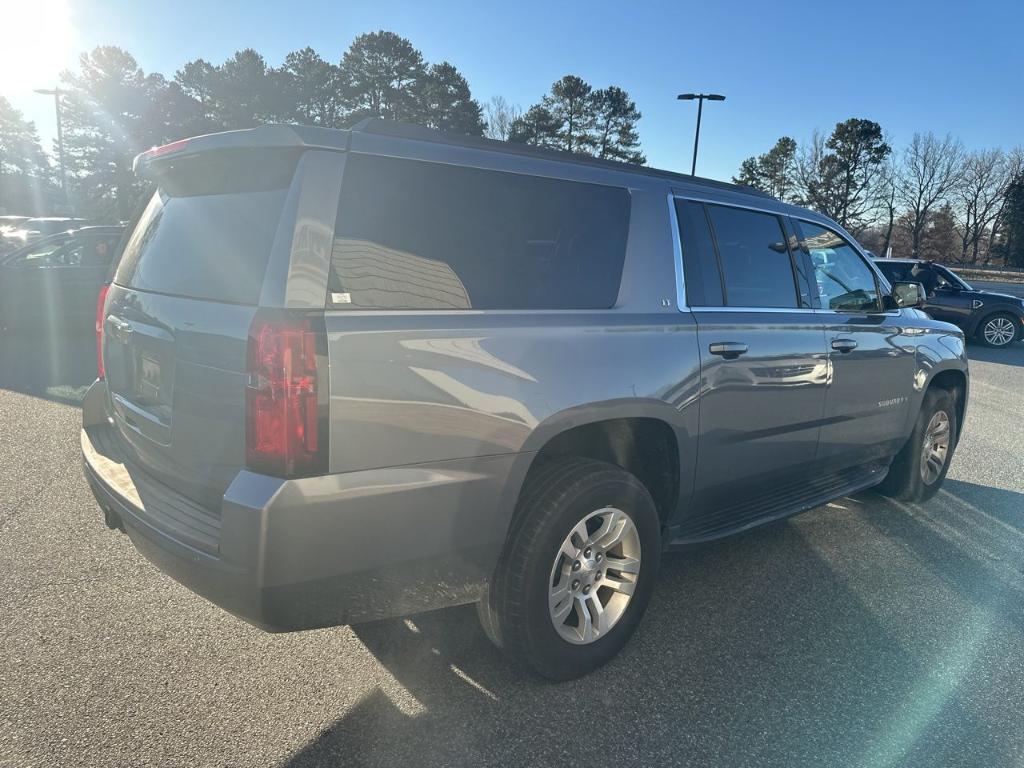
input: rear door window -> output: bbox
[329,154,630,310]
[674,199,723,307]
[114,150,298,305]
[705,204,799,308]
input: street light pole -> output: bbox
[676,92,726,176]
[34,87,68,206]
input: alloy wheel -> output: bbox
[983,316,1016,346]
[548,507,641,645]
[920,410,950,485]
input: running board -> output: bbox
[665,463,889,548]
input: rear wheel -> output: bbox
[977,313,1019,348]
[877,388,957,502]
[478,457,660,680]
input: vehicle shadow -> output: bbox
[282,480,1024,768]
[966,342,1024,367]
[0,331,95,405]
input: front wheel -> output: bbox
[977,313,1020,348]
[877,388,958,503]
[477,457,661,680]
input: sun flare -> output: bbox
[0,0,75,92]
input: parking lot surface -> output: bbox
[2,329,1024,767]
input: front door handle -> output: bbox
[831,338,858,353]
[708,342,749,359]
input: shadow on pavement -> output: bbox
[967,342,1024,368]
[0,331,95,405]
[283,480,1024,768]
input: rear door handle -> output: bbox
[708,342,749,359]
[106,315,133,340]
[831,338,858,353]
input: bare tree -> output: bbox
[896,132,965,258]
[954,149,1011,263]
[794,130,827,209]
[874,154,899,257]
[987,147,1024,263]
[483,95,521,141]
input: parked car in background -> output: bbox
[0,216,93,255]
[0,215,30,235]
[874,258,1024,347]
[0,226,124,340]
[82,120,968,680]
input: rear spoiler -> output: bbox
[133,124,352,178]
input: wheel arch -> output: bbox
[502,400,695,535]
[925,368,968,439]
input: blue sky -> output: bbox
[6,0,1024,181]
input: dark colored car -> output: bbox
[82,120,968,679]
[0,216,93,257]
[874,258,1024,348]
[0,226,124,339]
[0,215,30,234]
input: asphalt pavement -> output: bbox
[1,331,1024,767]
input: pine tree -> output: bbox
[278,47,345,128]
[421,62,485,136]
[0,96,54,213]
[592,87,644,164]
[545,75,595,154]
[338,31,428,123]
[509,76,645,163]
[508,104,561,148]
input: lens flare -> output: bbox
[0,0,75,92]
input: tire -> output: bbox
[976,312,1020,348]
[477,457,661,680]
[876,388,958,503]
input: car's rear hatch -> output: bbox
[101,146,303,509]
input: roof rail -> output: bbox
[348,118,771,198]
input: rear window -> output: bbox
[114,150,297,304]
[329,154,630,310]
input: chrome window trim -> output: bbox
[671,194,904,318]
[814,308,901,317]
[689,306,817,314]
[667,193,687,310]
[672,193,791,219]
[690,306,900,317]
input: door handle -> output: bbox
[106,315,133,338]
[708,342,749,359]
[831,338,858,353]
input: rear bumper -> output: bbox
[81,380,522,631]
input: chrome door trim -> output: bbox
[667,193,688,311]
[689,306,818,314]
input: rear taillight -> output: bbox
[245,311,325,478]
[95,283,110,379]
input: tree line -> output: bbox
[734,120,1024,267]
[0,30,646,222]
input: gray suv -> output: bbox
[82,120,969,679]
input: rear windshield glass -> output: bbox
[114,150,297,304]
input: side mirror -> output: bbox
[887,281,926,309]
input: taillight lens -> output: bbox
[95,283,110,379]
[245,312,324,477]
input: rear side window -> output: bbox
[674,199,723,307]
[329,154,630,310]
[875,261,911,283]
[115,150,298,304]
[797,221,881,312]
[706,204,798,308]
